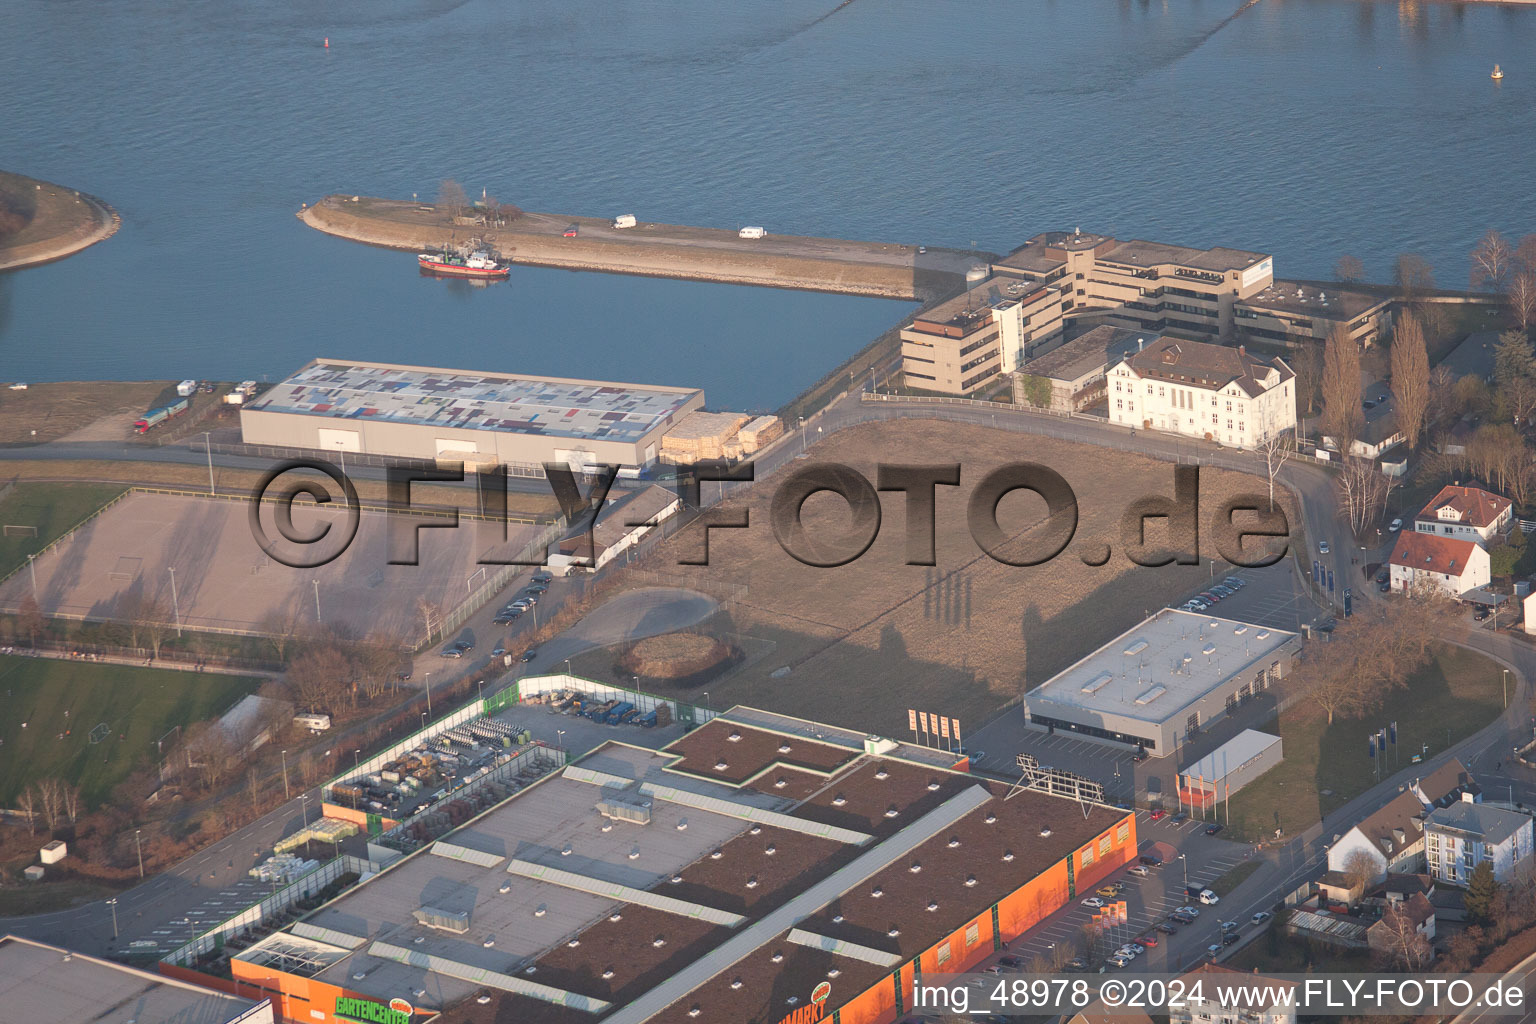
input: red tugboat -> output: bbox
[417,247,510,279]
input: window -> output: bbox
[1238,422,1245,432]
[1115,381,1122,392]
[1081,845,1096,866]
[936,941,951,965]
[1099,835,1112,855]
[1117,822,1130,842]
[965,922,981,946]
[1226,400,1233,411]
[1147,384,1153,394]
[1116,399,1123,410]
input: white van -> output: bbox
[612,214,637,229]
[738,226,766,239]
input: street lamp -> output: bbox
[353,749,361,770]
[135,829,144,879]
[204,431,215,495]
[426,671,433,716]
[1505,669,1511,709]
[107,897,119,939]
[167,566,181,638]
[299,793,309,827]
[1178,853,1188,892]
[281,749,290,800]
[311,579,322,624]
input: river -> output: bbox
[2,0,1533,409]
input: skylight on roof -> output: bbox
[1123,640,1149,657]
[1082,672,1113,695]
[1134,686,1168,705]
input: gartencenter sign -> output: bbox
[335,995,414,1024]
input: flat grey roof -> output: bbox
[1179,729,1282,782]
[1241,280,1389,321]
[1022,326,1146,383]
[1102,239,1268,274]
[297,744,786,1008]
[1026,609,1296,726]
[1426,801,1532,846]
[246,359,702,445]
[0,935,264,1024]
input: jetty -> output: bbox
[298,195,991,301]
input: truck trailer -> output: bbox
[134,397,190,433]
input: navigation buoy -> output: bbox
[324,36,330,48]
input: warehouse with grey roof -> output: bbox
[240,359,705,472]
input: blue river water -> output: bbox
[3,0,1534,410]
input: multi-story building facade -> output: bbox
[1424,802,1534,885]
[1236,281,1394,349]
[1414,485,1513,548]
[1105,337,1296,447]
[1170,964,1297,1024]
[899,276,1066,394]
[992,231,1275,341]
[1326,760,1478,885]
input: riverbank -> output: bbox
[0,171,120,271]
[298,194,990,301]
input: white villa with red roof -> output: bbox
[1388,530,1490,598]
[1414,484,1512,548]
[1106,337,1295,447]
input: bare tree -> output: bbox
[260,600,305,663]
[1337,455,1389,535]
[1471,229,1515,290]
[61,783,80,824]
[34,778,62,830]
[1322,324,1364,454]
[1426,364,1457,432]
[1343,849,1382,890]
[1372,902,1434,970]
[437,179,469,223]
[1292,342,1323,419]
[1335,254,1365,284]
[1255,434,1292,510]
[17,594,45,647]
[1509,272,1536,332]
[16,787,36,835]
[184,722,237,792]
[1391,311,1430,449]
[287,643,358,712]
[1393,253,1436,301]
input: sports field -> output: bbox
[0,654,259,806]
[0,481,127,579]
[0,491,544,644]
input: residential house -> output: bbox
[1424,802,1535,885]
[1326,760,1478,884]
[1366,891,1437,955]
[1069,1005,1156,1024]
[1106,337,1296,447]
[1388,531,1491,598]
[1414,484,1513,548]
[1170,964,1298,1024]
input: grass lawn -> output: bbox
[0,481,127,580]
[1225,643,1505,841]
[1224,929,1375,973]
[0,878,120,916]
[0,655,260,807]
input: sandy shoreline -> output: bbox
[0,172,121,272]
[298,194,981,301]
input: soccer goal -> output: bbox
[2,524,37,537]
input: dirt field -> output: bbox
[0,381,182,444]
[0,169,120,270]
[601,420,1295,739]
[0,491,545,643]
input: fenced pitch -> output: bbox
[0,491,546,644]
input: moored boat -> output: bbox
[417,248,510,278]
[1492,64,1504,81]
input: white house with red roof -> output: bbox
[1414,484,1513,548]
[1389,530,1489,598]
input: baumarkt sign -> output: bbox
[335,996,413,1024]
[775,982,831,1024]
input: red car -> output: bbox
[563,224,579,237]
[1134,934,1158,948]
[1149,809,1167,821]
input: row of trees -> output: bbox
[13,778,83,834]
[1299,594,1455,724]
[1470,229,1536,329]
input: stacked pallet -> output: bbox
[660,411,750,462]
[736,415,783,453]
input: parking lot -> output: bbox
[990,817,1274,974]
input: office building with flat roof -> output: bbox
[0,934,273,1024]
[1236,280,1394,349]
[241,359,705,471]
[1022,609,1302,756]
[232,710,1135,1024]
[899,275,1066,394]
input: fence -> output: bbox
[372,742,559,854]
[206,440,555,481]
[162,853,380,967]
[425,518,567,647]
[319,701,487,804]
[509,671,720,729]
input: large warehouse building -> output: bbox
[0,934,273,1024]
[227,711,1136,1024]
[1022,609,1301,757]
[240,359,706,472]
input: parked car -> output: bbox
[1223,576,1246,590]
[1150,808,1167,821]
[1319,540,1330,554]
[520,647,538,662]
[531,572,554,584]
[527,582,549,594]
[1220,920,1239,932]
[492,613,515,625]
[1128,865,1150,877]
[1474,607,1491,621]
[1132,749,1149,763]
[1172,812,1188,823]
[1199,890,1221,905]
[1206,943,1224,958]
[1380,580,1392,593]
[1251,911,1273,925]
[1175,906,1201,918]
[441,646,465,659]
[1138,855,1162,867]
[1197,591,1220,603]
[1375,568,1390,584]
[1081,896,1106,909]
[1063,957,1089,972]
[1155,922,1178,935]
[563,224,579,236]
[1390,518,1403,531]
[998,955,1024,969]
[1205,823,1225,836]
[511,599,530,611]
[1134,933,1158,948]
[1096,885,1121,898]
[1107,954,1131,969]
[1114,945,1140,959]
[1222,931,1242,945]
[523,592,540,606]
[1209,585,1233,598]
